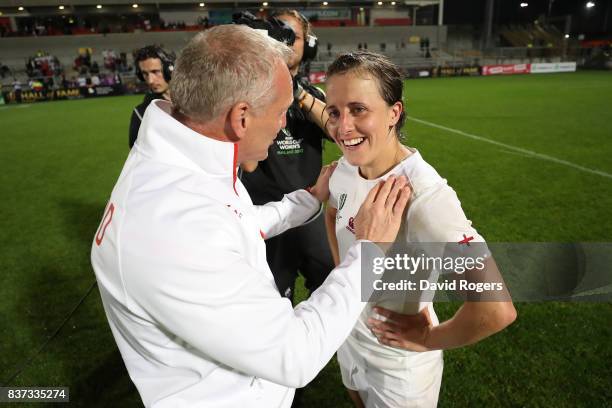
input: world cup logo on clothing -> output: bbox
[338,193,347,211]
[275,129,304,155]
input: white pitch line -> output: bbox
[0,104,32,110]
[408,116,612,180]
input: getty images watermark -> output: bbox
[360,242,612,303]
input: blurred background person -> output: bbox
[129,45,174,148]
[241,10,334,307]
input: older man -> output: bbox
[91,25,410,407]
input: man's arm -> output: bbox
[252,162,336,238]
[128,215,374,387]
[129,176,411,388]
[253,189,321,238]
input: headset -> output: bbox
[271,10,319,62]
[302,29,319,62]
[134,45,176,83]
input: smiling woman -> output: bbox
[323,51,516,408]
[325,52,408,180]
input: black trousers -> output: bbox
[266,212,335,302]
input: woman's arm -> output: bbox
[324,206,340,267]
[424,300,516,350]
[368,257,516,351]
[297,90,331,140]
[369,301,516,352]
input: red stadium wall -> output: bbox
[310,19,358,27]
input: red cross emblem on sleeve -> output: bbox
[458,234,474,246]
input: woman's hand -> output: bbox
[367,306,432,352]
[368,299,517,352]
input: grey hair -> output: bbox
[170,24,293,122]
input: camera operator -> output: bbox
[129,45,175,148]
[240,10,334,305]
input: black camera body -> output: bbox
[232,11,296,46]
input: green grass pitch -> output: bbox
[0,71,611,407]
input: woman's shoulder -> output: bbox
[397,150,446,198]
[331,156,356,180]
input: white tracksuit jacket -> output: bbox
[91,100,379,407]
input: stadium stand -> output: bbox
[500,22,563,48]
[0,0,598,98]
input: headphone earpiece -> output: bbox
[297,11,318,62]
[303,34,318,61]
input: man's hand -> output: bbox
[367,306,432,352]
[308,162,337,202]
[354,176,411,244]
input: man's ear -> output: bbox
[227,102,250,141]
[389,101,403,128]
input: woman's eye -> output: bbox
[351,106,365,114]
[328,111,339,119]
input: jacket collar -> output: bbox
[137,100,237,185]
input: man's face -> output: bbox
[138,58,169,94]
[239,59,293,162]
[278,15,305,71]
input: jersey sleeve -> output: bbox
[253,189,321,238]
[409,183,485,244]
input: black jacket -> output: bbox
[129,92,163,148]
[241,77,330,204]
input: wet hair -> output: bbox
[326,51,405,137]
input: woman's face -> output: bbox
[325,72,402,170]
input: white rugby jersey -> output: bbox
[329,149,485,358]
